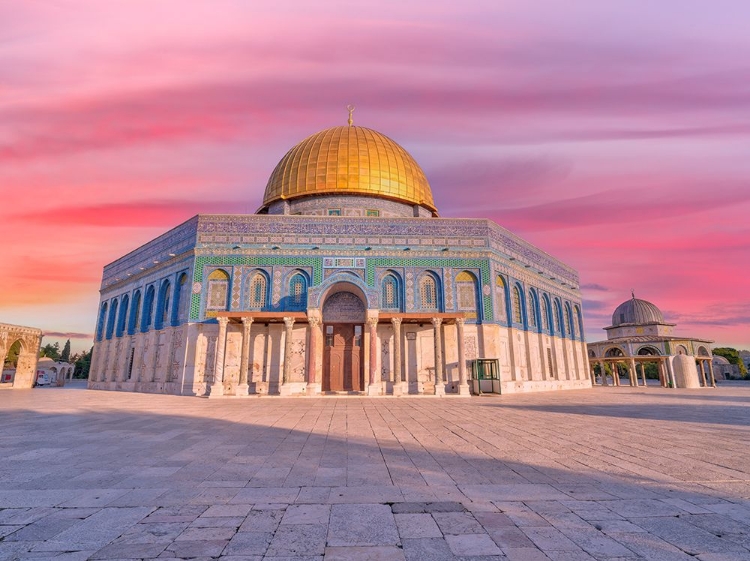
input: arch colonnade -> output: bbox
[590,355,716,388]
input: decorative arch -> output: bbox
[697,346,710,357]
[418,271,441,311]
[527,289,539,330]
[288,270,309,311]
[564,302,574,339]
[173,272,189,325]
[455,271,479,320]
[380,271,402,311]
[116,294,129,337]
[322,288,367,324]
[553,298,563,336]
[247,270,270,309]
[206,269,230,311]
[675,345,688,355]
[541,294,552,332]
[588,349,597,358]
[605,347,625,357]
[495,275,509,325]
[511,284,524,325]
[96,302,108,341]
[129,290,142,335]
[156,279,171,330]
[141,285,156,331]
[105,299,118,340]
[574,304,584,341]
[637,346,660,356]
[308,272,378,309]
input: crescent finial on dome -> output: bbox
[347,104,355,126]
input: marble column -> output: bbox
[209,317,229,397]
[391,317,403,387]
[456,318,470,395]
[698,359,708,387]
[281,317,295,393]
[629,358,637,386]
[600,360,608,386]
[707,359,717,387]
[306,316,320,395]
[640,362,648,387]
[666,358,676,388]
[236,317,253,396]
[432,317,444,396]
[367,317,380,395]
[615,362,622,386]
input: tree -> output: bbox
[4,340,21,368]
[39,342,60,361]
[712,347,748,376]
[60,339,71,363]
[74,347,93,379]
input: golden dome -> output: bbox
[261,125,436,213]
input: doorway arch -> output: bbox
[321,284,367,392]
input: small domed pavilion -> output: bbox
[587,294,714,388]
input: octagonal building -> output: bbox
[88,121,590,396]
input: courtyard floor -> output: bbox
[1,383,749,561]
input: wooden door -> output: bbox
[323,324,363,391]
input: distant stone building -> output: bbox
[36,358,74,386]
[587,295,714,388]
[712,356,741,380]
[0,323,43,388]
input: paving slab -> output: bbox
[1,384,750,560]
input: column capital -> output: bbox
[308,316,321,327]
[217,316,229,327]
[455,317,465,326]
[390,317,402,327]
[366,317,378,327]
[241,316,254,327]
[283,316,295,329]
[431,317,443,328]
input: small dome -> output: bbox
[260,125,436,213]
[712,356,730,365]
[611,297,665,326]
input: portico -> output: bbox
[212,310,469,396]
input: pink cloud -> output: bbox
[1,1,749,350]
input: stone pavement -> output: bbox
[1,383,750,561]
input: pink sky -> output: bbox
[2,0,749,353]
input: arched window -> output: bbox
[527,291,537,328]
[129,291,141,335]
[207,269,230,311]
[117,294,129,337]
[142,286,156,331]
[156,280,171,329]
[512,286,523,324]
[381,274,400,310]
[105,299,118,340]
[456,271,478,319]
[574,305,583,340]
[495,276,508,323]
[541,296,550,331]
[419,273,439,311]
[96,302,108,341]
[174,273,189,325]
[565,303,574,339]
[553,299,562,335]
[248,272,267,309]
[289,273,307,310]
